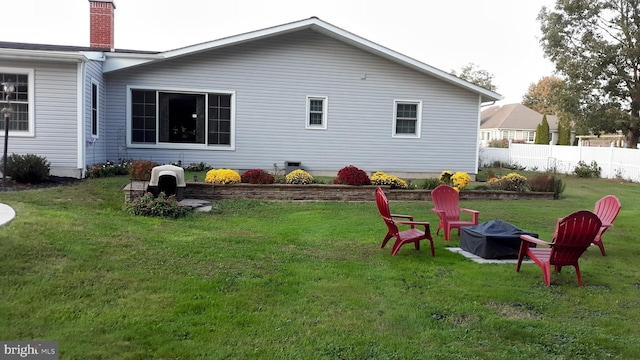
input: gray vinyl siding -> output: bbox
[105,29,480,176]
[0,60,79,176]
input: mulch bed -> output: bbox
[0,176,82,192]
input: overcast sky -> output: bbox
[3,0,558,105]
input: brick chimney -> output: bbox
[89,0,116,50]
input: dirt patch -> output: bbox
[486,300,542,320]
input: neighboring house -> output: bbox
[480,103,572,146]
[0,0,501,179]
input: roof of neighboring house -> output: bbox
[481,103,559,131]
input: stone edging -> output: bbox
[123,182,555,202]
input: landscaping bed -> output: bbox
[123,181,555,202]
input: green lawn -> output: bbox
[0,175,639,359]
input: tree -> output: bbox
[535,115,550,144]
[557,119,572,145]
[522,76,565,115]
[539,1,640,148]
[451,63,497,92]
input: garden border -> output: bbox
[123,182,555,202]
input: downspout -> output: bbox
[77,61,86,179]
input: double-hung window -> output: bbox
[0,68,34,136]
[306,96,328,129]
[129,87,234,148]
[524,131,535,143]
[393,100,422,137]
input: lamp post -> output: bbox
[1,81,14,186]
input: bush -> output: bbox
[489,139,509,148]
[205,169,241,185]
[184,162,210,172]
[3,153,50,184]
[488,173,529,192]
[333,165,370,186]
[553,177,565,199]
[370,171,408,189]
[439,170,454,185]
[86,160,131,178]
[241,169,275,184]
[129,160,159,181]
[529,174,555,192]
[574,160,601,178]
[285,169,315,184]
[421,178,441,190]
[124,192,191,219]
[451,171,471,190]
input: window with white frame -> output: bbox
[306,96,327,129]
[393,100,422,137]
[91,82,99,137]
[129,88,234,147]
[524,131,535,142]
[0,69,33,135]
[501,130,514,140]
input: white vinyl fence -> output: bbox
[479,144,640,182]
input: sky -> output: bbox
[3,0,558,105]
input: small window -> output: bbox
[501,130,514,140]
[393,100,422,137]
[524,131,535,142]
[91,82,99,137]
[306,96,328,129]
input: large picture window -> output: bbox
[129,88,234,148]
[393,100,422,137]
[0,69,33,135]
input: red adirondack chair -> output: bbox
[516,210,602,286]
[375,187,435,256]
[592,195,621,256]
[430,184,479,241]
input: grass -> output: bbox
[1,174,639,359]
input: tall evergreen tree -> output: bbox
[557,119,571,145]
[535,115,550,144]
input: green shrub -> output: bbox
[86,160,131,178]
[124,192,191,219]
[553,177,566,199]
[4,153,50,184]
[285,169,315,184]
[421,178,441,189]
[574,160,601,178]
[332,165,370,186]
[241,169,275,184]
